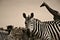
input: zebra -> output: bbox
[23,13,60,40]
[8,27,30,40]
[0,25,13,40]
[0,30,8,40]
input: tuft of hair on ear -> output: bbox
[23,13,26,18]
[30,12,34,18]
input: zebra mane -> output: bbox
[33,18,41,22]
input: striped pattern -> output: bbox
[43,20,60,40]
[0,30,8,40]
[0,27,31,40]
[25,18,60,40]
[8,27,29,40]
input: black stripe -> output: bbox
[33,19,37,35]
[48,24,53,38]
[54,23,60,40]
[32,20,36,33]
[35,19,39,37]
[53,23,59,40]
[38,21,40,37]
[49,23,57,40]
[56,23,60,32]
[35,21,38,36]
[38,22,42,38]
[55,20,60,32]
[35,21,40,37]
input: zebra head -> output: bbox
[23,13,35,32]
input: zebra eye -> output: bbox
[31,24,33,26]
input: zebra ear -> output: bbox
[23,13,26,18]
[30,13,34,18]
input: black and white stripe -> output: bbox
[27,18,60,40]
[23,13,60,40]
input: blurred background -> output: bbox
[0,0,60,29]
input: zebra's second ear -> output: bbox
[30,13,34,18]
[23,13,26,18]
